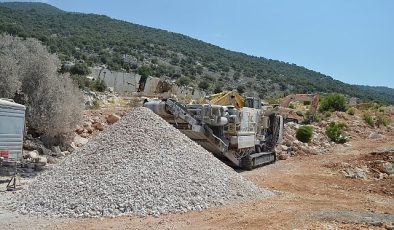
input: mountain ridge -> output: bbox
[0,2,393,104]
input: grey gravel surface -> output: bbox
[13,107,271,217]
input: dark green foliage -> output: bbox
[69,63,91,76]
[319,93,347,112]
[137,65,153,79]
[325,122,347,144]
[213,85,223,94]
[93,79,107,92]
[198,80,210,90]
[0,2,393,103]
[237,85,245,94]
[176,76,191,86]
[296,125,313,143]
[71,75,92,89]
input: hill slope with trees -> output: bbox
[0,2,393,104]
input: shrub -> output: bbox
[288,103,296,109]
[198,80,210,90]
[325,121,347,144]
[237,85,245,94]
[213,85,223,94]
[377,113,390,127]
[72,75,92,89]
[176,76,191,86]
[363,112,374,127]
[347,107,355,116]
[319,93,347,112]
[296,125,313,143]
[93,79,107,92]
[69,63,91,76]
[90,99,100,109]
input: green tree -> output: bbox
[137,65,153,79]
[198,80,210,90]
[319,93,347,112]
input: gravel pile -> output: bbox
[13,107,271,217]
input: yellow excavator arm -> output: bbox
[208,91,245,108]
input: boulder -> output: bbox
[354,167,368,179]
[278,154,288,160]
[83,121,92,128]
[86,126,94,134]
[92,122,104,131]
[75,125,84,134]
[51,146,61,155]
[74,135,89,147]
[37,156,48,164]
[106,113,121,124]
[92,116,100,123]
[23,139,51,155]
[23,150,39,160]
[369,132,384,139]
[382,162,394,175]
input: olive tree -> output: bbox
[0,34,82,140]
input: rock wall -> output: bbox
[89,68,206,99]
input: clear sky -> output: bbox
[10,0,394,88]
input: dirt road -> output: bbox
[52,137,393,230]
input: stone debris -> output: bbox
[13,107,270,218]
[277,122,335,159]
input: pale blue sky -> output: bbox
[9,0,394,87]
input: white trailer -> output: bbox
[0,99,26,163]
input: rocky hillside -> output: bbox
[0,2,393,104]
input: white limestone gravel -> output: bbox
[13,107,271,217]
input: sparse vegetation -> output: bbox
[377,113,390,127]
[347,107,355,116]
[71,75,106,92]
[296,125,313,143]
[288,103,296,109]
[363,112,374,128]
[319,93,347,112]
[90,99,100,109]
[325,121,347,144]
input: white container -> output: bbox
[0,99,26,162]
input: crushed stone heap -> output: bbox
[14,107,271,217]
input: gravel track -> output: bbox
[13,107,271,217]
